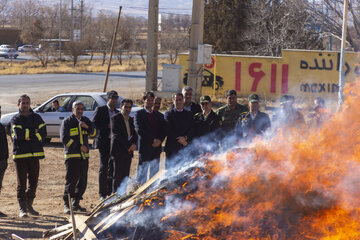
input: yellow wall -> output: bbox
[179,50,360,101]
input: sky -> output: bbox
[48,0,193,17]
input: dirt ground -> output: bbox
[0,137,142,240]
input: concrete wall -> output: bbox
[179,49,360,102]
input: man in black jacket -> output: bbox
[0,105,8,217]
[60,101,96,214]
[92,90,119,201]
[236,94,271,140]
[194,96,221,138]
[135,92,165,184]
[110,99,138,193]
[11,95,47,217]
[164,93,194,169]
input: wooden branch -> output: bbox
[49,229,73,240]
[69,194,78,240]
[74,215,98,240]
[43,223,72,238]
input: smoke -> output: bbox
[106,79,360,238]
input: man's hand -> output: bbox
[176,136,188,146]
[152,138,162,148]
[80,145,88,153]
[128,144,136,152]
[79,121,89,129]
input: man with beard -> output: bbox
[11,95,47,217]
[92,90,119,201]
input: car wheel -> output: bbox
[14,56,17,59]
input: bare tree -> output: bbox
[307,0,360,51]
[0,0,9,27]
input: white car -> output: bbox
[18,45,37,52]
[0,48,19,59]
[0,44,11,49]
[0,92,141,141]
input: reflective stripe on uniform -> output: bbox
[13,125,23,130]
[13,153,33,159]
[69,128,79,136]
[79,125,84,145]
[66,139,74,147]
[13,152,44,159]
[65,153,89,159]
[38,123,46,129]
[33,152,45,157]
[35,133,42,141]
[82,131,88,135]
[25,129,29,139]
[90,128,96,137]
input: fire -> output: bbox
[130,81,360,239]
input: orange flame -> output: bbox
[156,80,360,239]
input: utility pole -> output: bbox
[59,0,62,60]
[146,0,159,92]
[70,0,74,41]
[188,0,204,102]
[338,0,349,107]
[80,0,84,41]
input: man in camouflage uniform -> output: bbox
[216,89,248,133]
[273,94,305,129]
[236,94,271,140]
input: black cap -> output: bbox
[200,95,211,103]
[248,93,259,103]
[280,94,294,104]
[107,90,119,99]
[226,89,237,97]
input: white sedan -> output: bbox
[0,48,19,59]
[0,92,141,141]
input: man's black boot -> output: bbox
[27,199,39,216]
[72,199,86,212]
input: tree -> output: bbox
[204,0,323,56]
[307,0,360,51]
[66,41,85,66]
[204,0,250,52]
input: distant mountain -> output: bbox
[46,0,192,17]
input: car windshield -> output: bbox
[100,94,137,108]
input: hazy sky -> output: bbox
[52,0,193,17]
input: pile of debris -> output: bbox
[43,160,209,240]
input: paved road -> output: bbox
[0,71,162,113]
[0,53,170,62]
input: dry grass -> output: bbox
[0,57,170,75]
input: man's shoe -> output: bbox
[72,203,86,212]
[0,211,7,217]
[27,199,39,216]
[19,209,28,218]
[63,205,70,214]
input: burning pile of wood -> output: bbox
[43,159,210,240]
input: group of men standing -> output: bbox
[0,87,327,217]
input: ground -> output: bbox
[0,137,142,239]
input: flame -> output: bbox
[134,80,360,239]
